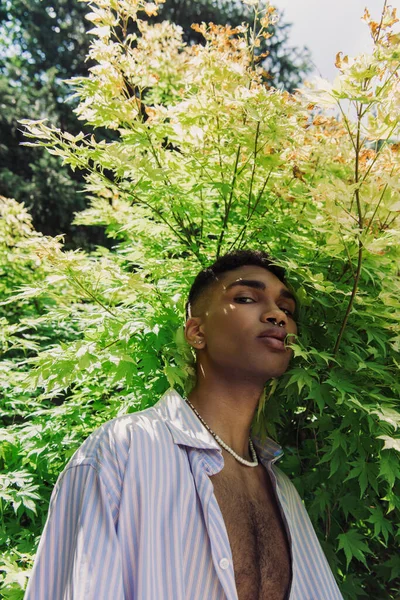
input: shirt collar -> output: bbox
[158,388,220,451]
[157,388,284,464]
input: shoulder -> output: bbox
[67,403,169,475]
[51,403,175,515]
[52,389,207,513]
[40,403,179,527]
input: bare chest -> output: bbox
[210,465,292,600]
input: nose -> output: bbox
[262,312,287,328]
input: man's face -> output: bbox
[191,265,298,382]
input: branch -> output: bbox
[373,0,388,44]
[332,238,363,357]
[247,121,260,218]
[141,132,205,255]
[67,274,123,322]
[367,176,390,231]
[332,103,364,357]
[336,102,357,154]
[190,153,228,207]
[213,91,226,186]
[338,231,356,280]
[216,145,241,258]
[228,167,273,251]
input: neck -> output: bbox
[187,368,265,459]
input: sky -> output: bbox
[273,0,400,83]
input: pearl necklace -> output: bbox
[185,398,259,467]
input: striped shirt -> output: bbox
[25,389,344,600]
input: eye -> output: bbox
[234,296,256,304]
[280,307,294,317]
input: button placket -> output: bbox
[188,449,237,599]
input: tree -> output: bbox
[1,1,399,598]
[154,0,311,91]
[0,0,109,249]
[0,0,311,248]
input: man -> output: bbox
[25,249,344,600]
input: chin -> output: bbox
[237,363,289,384]
[214,352,292,381]
[259,358,292,381]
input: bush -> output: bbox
[1,1,400,597]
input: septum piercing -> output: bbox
[270,318,285,328]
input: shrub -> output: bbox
[1,2,400,597]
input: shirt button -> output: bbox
[219,558,230,570]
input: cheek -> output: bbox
[205,304,237,324]
[204,306,251,340]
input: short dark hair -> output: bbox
[185,249,286,319]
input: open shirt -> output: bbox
[25,389,344,600]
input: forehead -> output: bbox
[216,265,288,293]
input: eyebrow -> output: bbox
[225,279,297,305]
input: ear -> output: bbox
[185,317,206,350]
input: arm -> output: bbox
[24,463,125,600]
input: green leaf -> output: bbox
[378,452,399,488]
[306,383,333,414]
[338,493,365,520]
[382,554,400,582]
[367,506,393,545]
[337,529,373,569]
[326,370,359,398]
[286,367,317,394]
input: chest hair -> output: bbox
[210,464,292,600]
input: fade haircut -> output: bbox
[185,249,286,319]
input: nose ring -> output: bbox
[270,317,285,328]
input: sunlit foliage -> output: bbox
[1,1,400,597]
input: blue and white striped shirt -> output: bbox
[25,389,344,599]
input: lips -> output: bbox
[257,327,288,351]
[257,327,287,341]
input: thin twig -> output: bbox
[373,0,388,44]
[216,145,241,257]
[228,168,273,251]
[338,232,356,280]
[247,121,261,218]
[367,178,390,230]
[332,102,364,357]
[213,87,226,186]
[336,103,357,154]
[68,275,123,321]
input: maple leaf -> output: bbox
[378,452,399,489]
[337,529,373,569]
[367,506,393,545]
[383,555,400,582]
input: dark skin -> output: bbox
[185,265,298,457]
[185,265,298,600]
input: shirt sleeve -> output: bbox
[24,463,125,600]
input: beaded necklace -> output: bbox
[185,398,258,467]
